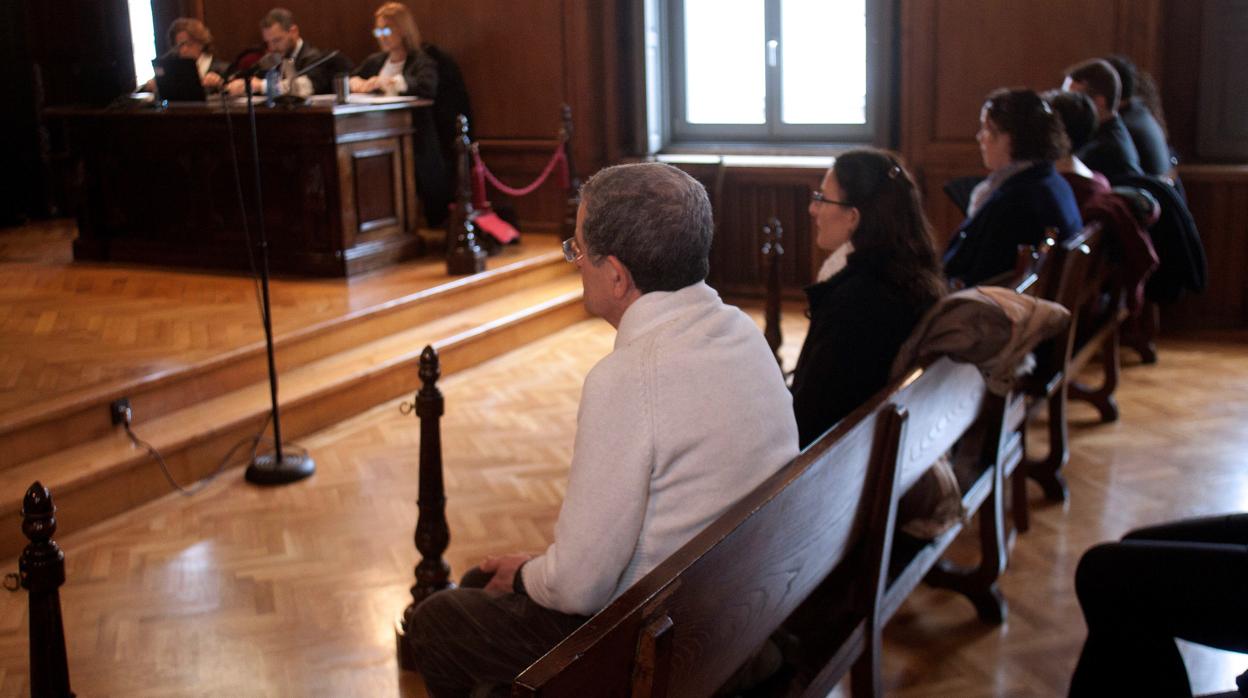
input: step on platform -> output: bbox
[0,243,587,560]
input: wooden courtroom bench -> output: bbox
[512,355,1017,697]
[1012,224,1119,531]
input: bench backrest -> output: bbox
[1021,224,1101,388]
[513,388,909,697]
[888,357,993,496]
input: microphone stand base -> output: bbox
[245,452,316,485]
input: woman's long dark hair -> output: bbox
[832,149,945,305]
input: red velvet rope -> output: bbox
[471,144,569,201]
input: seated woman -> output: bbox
[790,149,946,448]
[1071,513,1248,696]
[943,88,1083,287]
[143,18,229,93]
[1045,89,1111,200]
[350,2,437,98]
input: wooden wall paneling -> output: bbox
[405,0,567,139]
[1112,0,1163,78]
[1161,1,1202,161]
[701,167,823,300]
[1195,0,1248,160]
[1161,166,1248,331]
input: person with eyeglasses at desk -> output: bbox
[350,2,437,98]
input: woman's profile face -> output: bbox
[374,18,403,52]
[810,170,859,253]
[977,109,1012,172]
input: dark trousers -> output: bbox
[404,569,589,698]
[1069,513,1248,697]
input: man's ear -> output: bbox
[605,255,637,299]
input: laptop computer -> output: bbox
[152,57,206,102]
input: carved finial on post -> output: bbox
[559,104,581,242]
[20,482,74,698]
[396,346,454,670]
[447,114,486,275]
[762,217,784,368]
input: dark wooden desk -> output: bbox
[51,98,434,277]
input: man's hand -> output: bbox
[202,72,223,90]
[479,553,532,595]
[225,79,245,96]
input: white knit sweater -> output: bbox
[521,282,800,615]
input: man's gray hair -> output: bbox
[579,162,713,293]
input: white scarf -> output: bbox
[966,160,1036,218]
[815,241,855,282]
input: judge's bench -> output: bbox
[49,97,434,277]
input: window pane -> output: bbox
[781,0,866,124]
[128,0,157,89]
[684,0,765,124]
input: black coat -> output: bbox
[1120,99,1172,177]
[1078,116,1144,179]
[352,50,438,98]
[944,162,1083,287]
[1113,174,1207,303]
[790,252,932,449]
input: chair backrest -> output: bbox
[513,390,908,697]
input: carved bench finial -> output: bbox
[20,481,74,697]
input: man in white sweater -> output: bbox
[406,162,799,696]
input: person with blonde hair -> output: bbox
[350,2,436,97]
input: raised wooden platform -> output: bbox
[0,226,586,559]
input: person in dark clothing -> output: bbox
[1062,58,1143,179]
[350,2,437,98]
[350,3,453,227]
[944,88,1083,287]
[142,18,229,94]
[1105,54,1174,177]
[790,149,945,448]
[226,7,350,97]
[1045,89,1159,315]
[1070,513,1248,697]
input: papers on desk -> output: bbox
[344,94,421,104]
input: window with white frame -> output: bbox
[645,0,893,149]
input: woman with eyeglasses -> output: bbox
[350,2,437,97]
[943,88,1083,287]
[789,149,946,449]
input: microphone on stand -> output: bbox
[235,61,316,486]
[226,51,281,84]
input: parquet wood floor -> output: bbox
[0,224,561,425]
[1,312,1246,697]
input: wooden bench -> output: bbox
[513,356,1017,697]
[1012,224,1121,530]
